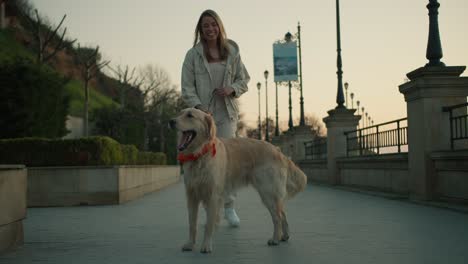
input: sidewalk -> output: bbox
[1,182,468,264]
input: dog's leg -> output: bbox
[182,197,199,252]
[259,193,283,246]
[280,208,290,242]
[200,197,218,253]
[216,196,224,226]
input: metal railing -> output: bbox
[304,137,327,160]
[443,102,468,150]
[344,118,408,157]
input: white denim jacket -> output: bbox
[181,40,250,120]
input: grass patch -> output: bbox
[1,28,118,117]
[0,29,34,62]
[65,79,119,117]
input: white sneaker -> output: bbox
[224,208,240,227]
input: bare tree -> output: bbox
[76,44,110,137]
[106,64,143,108]
[24,9,76,65]
[298,113,326,136]
[137,64,175,151]
[236,113,248,137]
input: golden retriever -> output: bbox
[169,108,307,253]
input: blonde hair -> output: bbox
[193,9,229,61]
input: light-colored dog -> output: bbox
[169,108,307,253]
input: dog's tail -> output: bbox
[286,159,307,198]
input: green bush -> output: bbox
[137,152,167,166]
[121,144,138,165]
[0,136,166,166]
[92,106,145,149]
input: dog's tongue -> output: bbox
[178,132,193,151]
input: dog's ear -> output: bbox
[205,114,216,141]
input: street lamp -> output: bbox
[297,22,305,126]
[264,70,270,141]
[350,92,354,109]
[335,0,345,108]
[365,112,368,127]
[256,82,262,140]
[344,82,349,108]
[275,82,279,136]
[285,32,294,130]
[361,106,365,127]
[356,100,360,114]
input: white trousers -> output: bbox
[215,118,237,209]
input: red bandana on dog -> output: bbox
[177,142,216,164]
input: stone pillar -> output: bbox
[399,66,468,200]
[323,108,360,185]
[290,125,315,162]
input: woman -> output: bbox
[181,9,250,227]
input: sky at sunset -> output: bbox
[32,0,468,129]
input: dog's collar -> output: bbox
[177,142,216,164]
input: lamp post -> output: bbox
[285,32,294,130]
[264,70,270,141]
[297,22,305,126]
[361,106,365,127]
[344,82,349,108]
[356,100,360,128]
[257,82,262,140]
[335,0,345,108]
[275,82,280,136]
[350,92,354,109]
[365,112,368,127]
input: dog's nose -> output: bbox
[168,119,176,129]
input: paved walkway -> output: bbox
[2,182,468,264]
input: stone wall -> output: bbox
[298,159,328,183]
[0,165,27,254]
[337,154,409,194]
[299,154,409,194]
[28,165,180,207]
[432,150,468,203]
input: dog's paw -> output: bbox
[200,244,212,254]
[267,239,280,246]
[181,242,194,252]
[281,234,290,242]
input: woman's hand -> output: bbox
[213,87,235,97]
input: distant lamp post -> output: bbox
[350,92,354,109]
[365,112,368,127]
[275,82,280,136]
[335,0,345,108]
[361,106,365,127]
[356,100,361,128]
[264,70,270,141]
[257,82,262,140]
[285,32,294,130]
[297,22,305,126]
[344,82,349,108]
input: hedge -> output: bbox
[0,136,166,166]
